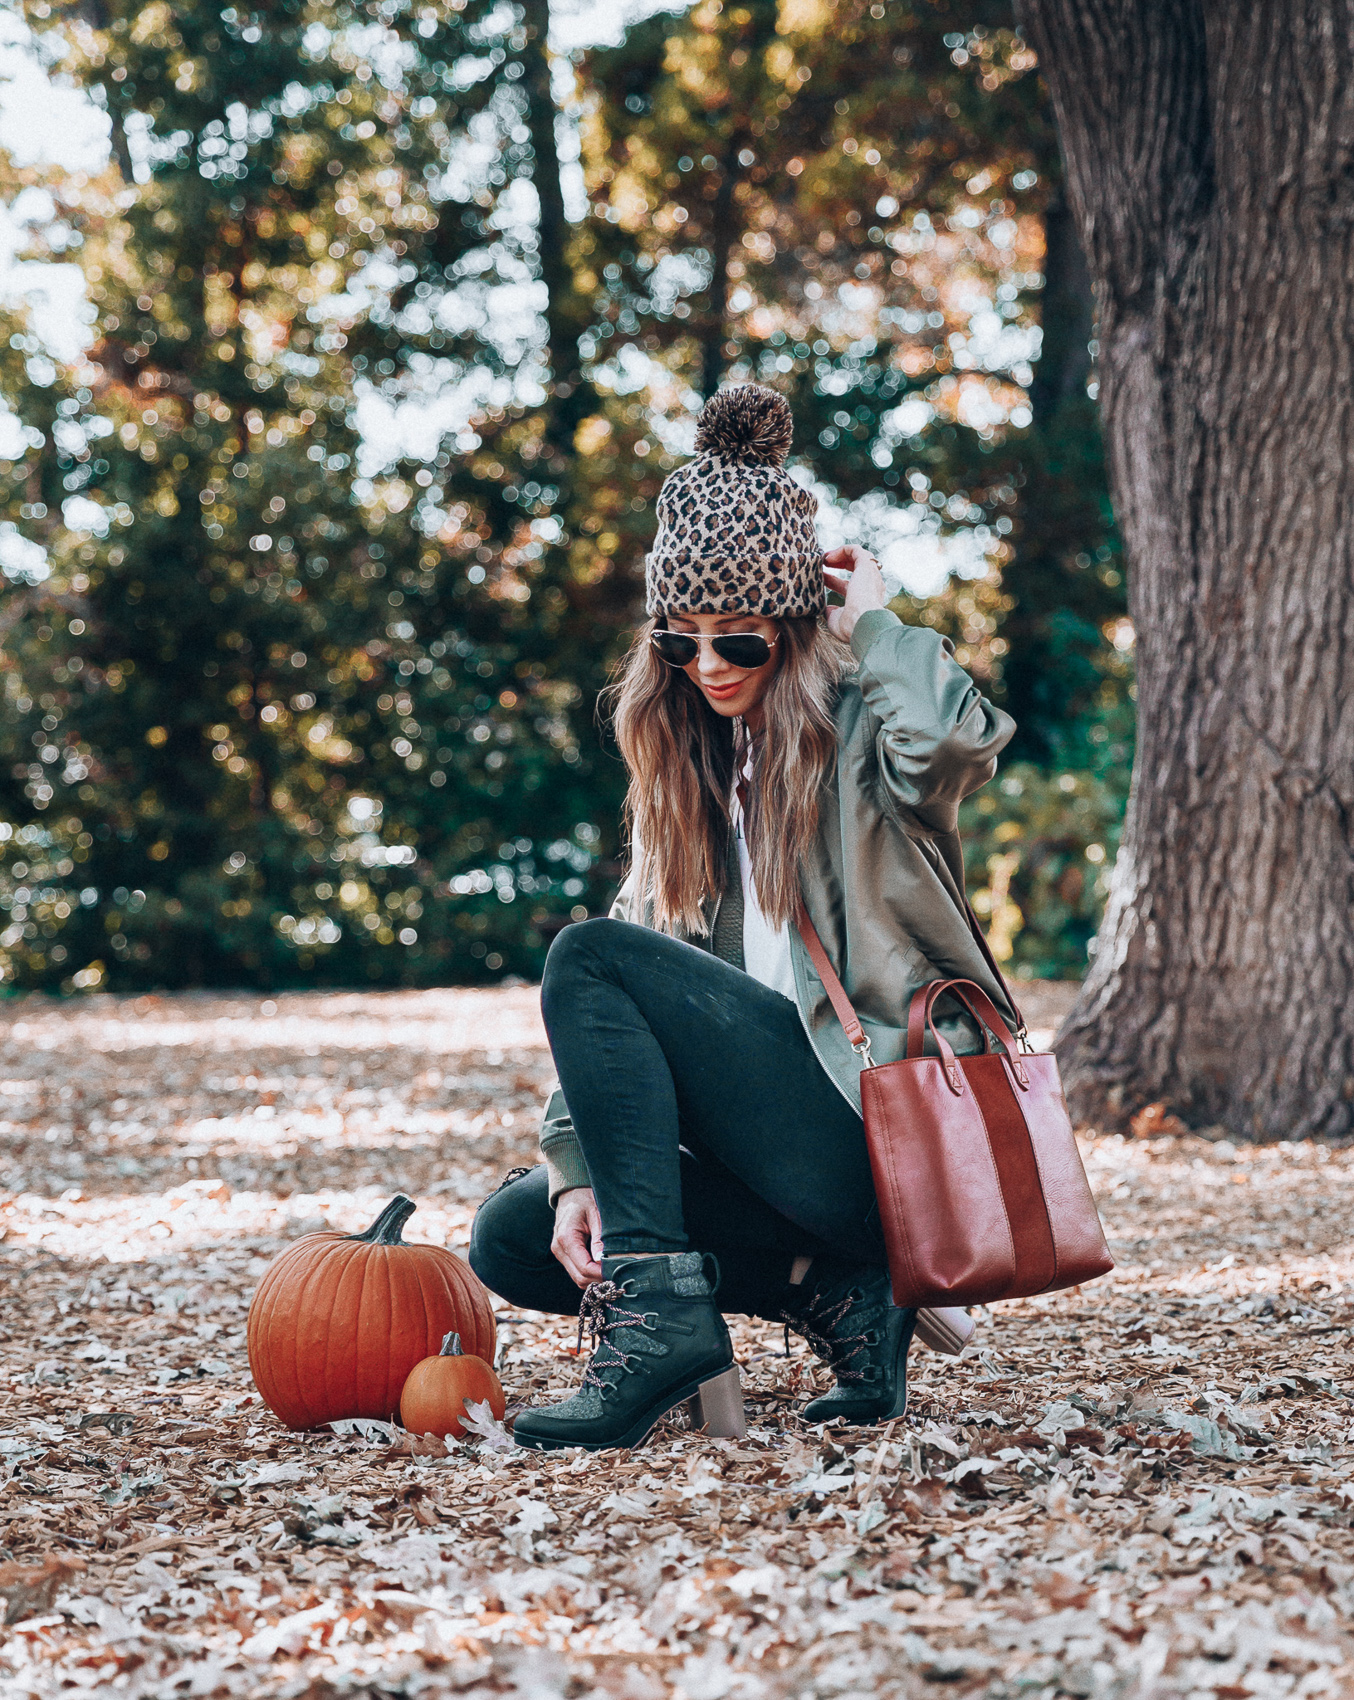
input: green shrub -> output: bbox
[960,762,1127,982]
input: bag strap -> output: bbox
[794,902,873,1061]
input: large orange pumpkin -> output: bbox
[247,1194,495,1430]
[400,1331,506,1439]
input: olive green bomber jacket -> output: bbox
[538,608,1019,1205]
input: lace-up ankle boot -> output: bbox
[780,1262,916,1425]
[512,1252,738,1452]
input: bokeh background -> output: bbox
[0,0,1130,994]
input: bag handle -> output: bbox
[919,997,966,1097]
[908,977,1030,1090]
[908,975,1021,1063]
[792,895,1029,1078]
[907,976,991,1062]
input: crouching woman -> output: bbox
[471,385,1018,1451]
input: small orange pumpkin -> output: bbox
[400,1331,506,1440]
[247,1195,495,1431]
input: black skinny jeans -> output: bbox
[469,918,887,1316]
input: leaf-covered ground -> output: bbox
[2,986,1353,1699]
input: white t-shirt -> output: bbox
[733,751,797,1003]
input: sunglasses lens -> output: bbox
[651,631,699,666]
[712,635,772,669]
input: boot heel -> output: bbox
[686,1365,745,1438]
[914,1306,975,1356]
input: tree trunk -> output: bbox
[998,174,1115,767]
[695,0,778,399]
[76,0,135,181]
[1016,0,1354,1139]
[519,0,588,466]
[1027,186,1093,430]
[698,134,745,402]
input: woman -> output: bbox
[470,384,1018,1452]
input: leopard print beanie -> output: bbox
[645,385,824,618]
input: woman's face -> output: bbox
[667,610,782,722]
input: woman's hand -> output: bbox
[823,545,889,643]
[551,1186,604,1287]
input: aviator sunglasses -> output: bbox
[650,628,778,671]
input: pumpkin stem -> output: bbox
[346,1194,416,1246]
[439,1332,463,1357]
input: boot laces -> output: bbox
[576,1279,653,1397]
[780,1287,876,1384]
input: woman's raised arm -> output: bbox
[851,608,1015,835]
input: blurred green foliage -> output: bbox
[0,0,1129,991]
[0,0,622,990]
[962,761,1128,981]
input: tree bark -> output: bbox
[1016,0,1354,1139]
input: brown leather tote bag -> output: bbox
[795,913,1114,1310]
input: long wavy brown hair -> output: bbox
[605,617,853,933]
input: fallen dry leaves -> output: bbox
[1,984,1353,1698]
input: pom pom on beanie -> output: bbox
[693,384,794,466]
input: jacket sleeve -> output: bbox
[539,1085,592,1206]
[536,869,639,1205]
[850,608,1015,835]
